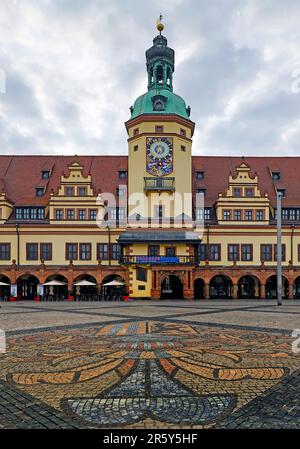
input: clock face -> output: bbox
[146,137,173,177]
[150,140,170,159]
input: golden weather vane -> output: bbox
[156,13,164,34]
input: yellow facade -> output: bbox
[0,24,299,302]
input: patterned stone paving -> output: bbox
[0,301,300,429]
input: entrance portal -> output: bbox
[161,275,183,299]
[17,274,39,300]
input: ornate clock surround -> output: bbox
[146,136,173,177]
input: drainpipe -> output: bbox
[291,224,295,265]
[16,223,20,266]
[107,225,111,266]
[206,223,210,260]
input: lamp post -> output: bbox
[277,191,282,306]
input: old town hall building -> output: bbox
[0,21,300,301]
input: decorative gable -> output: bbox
[215,161,270,225]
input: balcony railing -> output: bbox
[144,177,175,191]
[120,255,198,265]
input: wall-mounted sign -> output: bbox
[10,284,17,297]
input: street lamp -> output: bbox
[277,191,282,306]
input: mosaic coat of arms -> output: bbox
[146,136,173,177]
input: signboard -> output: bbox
[136,256,179,264]
[10,284,17,297]
[37,284,44,296]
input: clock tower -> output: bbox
[125,18,195,228]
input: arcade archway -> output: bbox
[0,274,10,300]
[265,275,288,299]
[209,275,233,299]
[161,275,183,299]
[238,275,260,299]
[194,278,205,300]
[17,274,39,300]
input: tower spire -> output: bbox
[156,14,164,35]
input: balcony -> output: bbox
[144,177,175,192]
[120,255,198,265]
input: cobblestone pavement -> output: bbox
[0,300,300,429]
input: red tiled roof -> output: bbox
[0,155,128,206]
[192,156,300,208]
[0,155,299,208]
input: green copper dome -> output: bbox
[130,88,190,119]
[129,27,191,120]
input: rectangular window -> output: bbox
[26,243,38,261]
[245,188,254,197]
[197,188,206,196]
[228,244,240,261]
[66,243,78,261]
[233,188,242,197]
[180,145,186,152]
[78,187,87,197]
[111,244,121,260]
[223,210,231,221]
[274,244,286,262]
[245,210,253,221]
[119,171,127,179]
[133,128,139,136]
[0,243,10,260]
[155,125,164,133]
[134,145,138,152]
[137,267,147,282]
[195,208,203,221]
[256,210,264,221]
[65,186,74,197]
[272,171,281,181]
[198,244,207,261]
[148,245,160,256]
[79,243,91,260]
[89,209,97,220]
[277,189,286,198]
[241,244,253,261]
[210,244,221,261]
[261,244,272,262]
[196,171,204,180]
[66,209,75,220]
[40,243,52,261]
[165,247,176,257]
[234,210,242,221]
[78,209,86,220]
[42,170,51,179]
[204,208,211,220]
[180,128,186,137]
[97,243,109,260]
[36,187,45,197]
[55,209,64,220]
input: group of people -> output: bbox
[35,292,129,302]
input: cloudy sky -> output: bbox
[1,0,300,156]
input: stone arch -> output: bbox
[265,275,289,299]
[0,274,11,300]
[237,275,261,299]
[293,276,300,299]
[161,274,184,300]
[209,274,233,299]
[16,273,40,300]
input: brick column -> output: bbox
[204,282,210,300]
[233,284,238,300]
[261,283,266,300]
[288,282,294,299]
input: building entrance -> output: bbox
[161,275,183,299]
